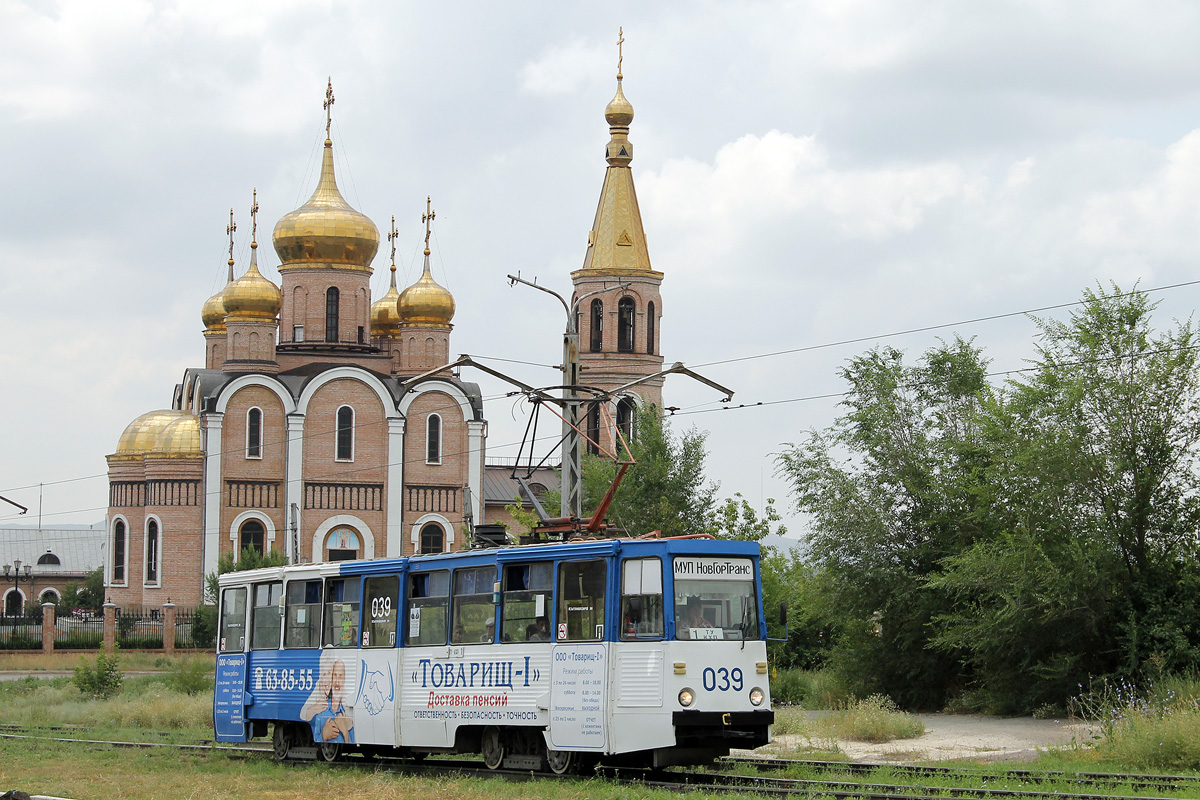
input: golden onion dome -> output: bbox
[272,140,380,270]
[398,257,455,328]
[113,410,188,459]
[201,289,227,332]
[605,77,635,127]
[223,243,281,320]
[201,258,235,332]
[149,414,202,458]
[370,264,403,338]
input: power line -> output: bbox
[690,279,1200,369]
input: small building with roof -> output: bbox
[1,525,105,615]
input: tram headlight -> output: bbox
[678,688,695,707]
[749,687,765,707]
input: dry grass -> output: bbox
[812,695,926,743]
[0,650,213,672]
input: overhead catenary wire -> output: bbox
[5,278,1198,514]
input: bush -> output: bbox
[191,605,216,649]
[73,650,123,699]
[814,694,926,743]
[771,668,812,705]
[168,659,214,696]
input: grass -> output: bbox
[0,650,213,672]
[1069,673,1200,770]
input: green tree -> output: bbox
[58,567,104,614]
[929,286,1200,708]
[578,404,718,538]
[776,337,994,708]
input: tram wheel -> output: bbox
[271,722,292,761]
[545,747,575,775]
[481,726,505,770]
[316,740,342,762]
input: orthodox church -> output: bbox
[105,62,665,609]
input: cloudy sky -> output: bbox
[3,1,1200,540]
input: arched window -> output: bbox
[3,590,22,616]
[586,402,601,456]
[145,519,159,584]
[246,407,262,458]
[239,519,265,557]
[37,552,61,566]
[426,414,442,464]
[325,286,340,343]
[647,301,656,355]
[589,299,603,352]
[420,522,445,554]
[112,520,127,584]
[336,406,354,461]
[618,297,635,353]
[38,588,60,605]
[616,397,636,445]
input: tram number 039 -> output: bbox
[702,666,744,692]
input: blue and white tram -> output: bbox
[213,536,774,771]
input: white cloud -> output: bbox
[520,38,611,96]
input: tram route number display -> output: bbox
[549,644,607,750]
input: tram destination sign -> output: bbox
[673,557,753,581]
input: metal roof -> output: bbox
[0,526,105,576]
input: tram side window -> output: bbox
[620,558,664,640]
[363,576,400,648]
[502,562,553,642]
[556,560,607,641]
[452,565,498,644]
[219,587,247,653]
[251,581,283,650]
[407,570,450,646]
[323,577,362,648]
[284,579,322,648]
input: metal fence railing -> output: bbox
[0,606,209,651]
[0,611,42,650]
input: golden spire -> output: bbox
[422,196,435,256]
[225,189,282,320]
[398,197,455,328]
[324,77,335,141]
[272,81,380,270]
[203,209,238,332]
[575,30,657,278]
[370,214,404,337]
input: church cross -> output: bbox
[226,208,236,263]
[617,27,624,79]
[324,78,335,138]
[388,215,398,266]
[250,188,259,243]
[422,196,436,254]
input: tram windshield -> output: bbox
[672,556,759,641]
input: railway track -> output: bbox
[7,730,1200,799]
[720,755,1200,795]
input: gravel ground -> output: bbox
[760,712,1096,763]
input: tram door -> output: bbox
[547,559,610,753]
[214,586,250,741]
